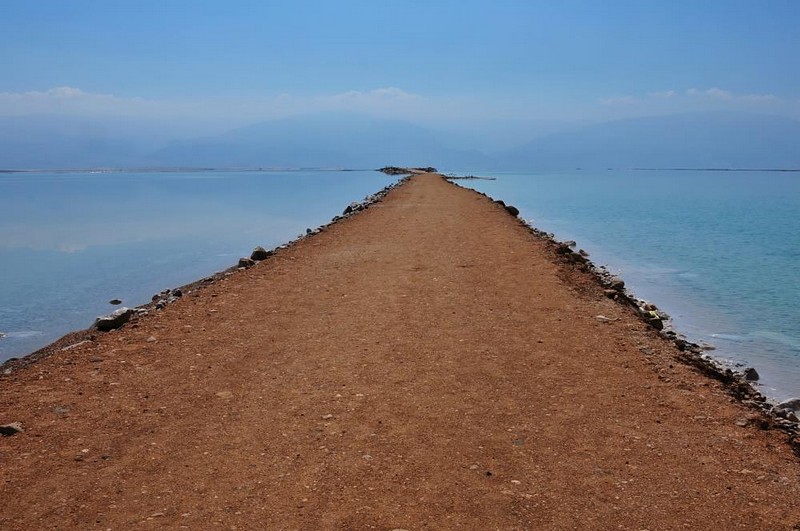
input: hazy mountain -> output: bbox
[501,112,800,170]
[0,115,170,169]
[147,112,494,169]
[3,110,800,171]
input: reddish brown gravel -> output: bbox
[2,173,800,530]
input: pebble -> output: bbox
[147,336,157,343]
[595,315,614,323]
[469,464,479,470]
[215,391,233,399]
[0,422,24,436]
[322,414,334,420]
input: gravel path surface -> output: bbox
[2,173,799,530]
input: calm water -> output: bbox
[455,170,800,401]
[0,170,395,360]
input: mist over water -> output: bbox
[455,169,800,401]
[0,170,395,360]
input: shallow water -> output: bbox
[453,169,800,401]
[0,169,395,360]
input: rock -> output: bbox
[94,307,134,332]
[306,228,312,235]
[0,422,23,436]
[555,243,572,255]
[146,336,157,343]
[578,249,589,257]
[505,205,520,216]
[595,315,614,323]
[647,317,664,330]
[743,367,760,381]
[172,288,183,297]
[777,398,800,413]
[343,202,361,215]
[608,277,625,290]
[603,289,618,299]
[109,298,122,305]
[238,257,256,268]
[250,246,271,261]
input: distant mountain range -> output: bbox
[2,111,800,171]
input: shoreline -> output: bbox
[445,174,800,431]
[1,172,412,373]
[443,171,800,402]
[3,169,798,437]
[2,171,800,528]
[4,170,798,440]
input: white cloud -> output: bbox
[686,87,775,101]
[0,86,151,116]
[0,86,427,122]
[321,87,422,110]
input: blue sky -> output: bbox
[1,0,799,130]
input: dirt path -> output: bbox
[2,174,799,530]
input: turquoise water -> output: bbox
[0,170,395,361]
[455,170,800,401]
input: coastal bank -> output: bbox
[1,173,800,529]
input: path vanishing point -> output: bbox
[2,173,800,530]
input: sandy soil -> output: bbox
[1,173,799,530]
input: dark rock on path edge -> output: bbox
[94,307,134,332]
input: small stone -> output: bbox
[469,464,479,470]
[608,277,625,290]
[172,288,183,297]
[595,315,614,323]
[109,298,122,305]
[603,289,618,299]
[510,479,521,485]
[0,422,23,436]
[735,418,749,427]
[215,391,233,399]
[321,414,334,420]
[505,205,520,216]
[147,336,157,343]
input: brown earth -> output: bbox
[1,173,800,530]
